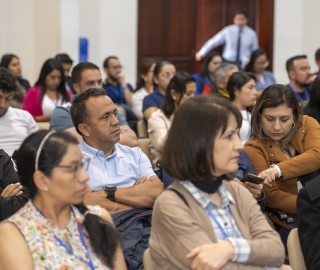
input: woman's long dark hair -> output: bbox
[135,59,155,91]
[162,72,195,118]
[245,49,267,73]
[200,51,221,92]
[0,54,30,89]
[16,131,119,268]
[35,58,70,103]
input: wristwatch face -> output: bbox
[105,185,117,191]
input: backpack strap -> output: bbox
[166,187,190,208]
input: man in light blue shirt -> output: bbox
[70,87,163,214]
[196,12,258,68]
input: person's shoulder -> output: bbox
[116,143,141,155]
[244,137,264,147]
[10,107,33,119]
[27,86,41,93]
[300,114,319,128]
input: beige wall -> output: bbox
[1,0,319,86]
[0,0,61,84]
[273,0,320,83]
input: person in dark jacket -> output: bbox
[0,149,29,220]
[303,74,320,123]
[297,174,320,270]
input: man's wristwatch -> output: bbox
[104,185,117,201]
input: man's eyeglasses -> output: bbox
[39,158,91,178]
[111,65,123,70]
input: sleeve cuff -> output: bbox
[270,164,282,177]
[227,238,251,263]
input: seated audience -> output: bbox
[205,62,238,96]
[148,72,196,177]
[304,74,320,123]
[70,88,163,214]
[244,84,320,250]
[50,62,138,147]
[102,56,137,123]
[149,96,287,269]
[286,55,313,109]
[297,175,320,270]
[55,53,75,94]
[227,71,258,143]
[0,130,126,269]
[142,61,176,120]
[0,149,29,221]
[193,51,222,95]
[132,59,156,119]
[0,68,38,156]
[23,58,72,122]
[0,54,30,108]
[245,49,276,92]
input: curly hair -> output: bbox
[0,67,17,93]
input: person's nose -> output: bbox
[273,120,281,130]
[111,113,120,126]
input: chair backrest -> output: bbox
[138,138,152,161]
[137,119,148,138]
[287,228,307,270]
[143,248,154,270]
[37,122,50,130]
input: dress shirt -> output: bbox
[199,25,258,67]
[79,140,155,191]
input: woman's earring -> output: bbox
[292,123,296,129]
[44,187,48,191]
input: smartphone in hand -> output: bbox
[240,173,264,184]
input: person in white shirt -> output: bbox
[227,71,258,144]
[196,11,258,68]
[132,59,156,119]
[0,68,38,156]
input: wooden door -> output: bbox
[138,0,197,74]
[138,0,274,75]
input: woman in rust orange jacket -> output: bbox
[244,84,320,249]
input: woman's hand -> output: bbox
[258,167,278,187]
[186,241,234,270]
[1,183,23,197]
[242,181,263,200]
[276,264,293,270]
[233,178,262,200]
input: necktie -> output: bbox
[236,28,242,64]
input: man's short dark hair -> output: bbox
[71,62,100,85]
[70,87,107,136]
[0,67,17,93]
[315,49,320,61]
[103,56,118,68]
[55,53,73,64]
[286,55,307,73]
[234,11,248,18]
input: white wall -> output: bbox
[273,0,320,83]
[1,0,318,86]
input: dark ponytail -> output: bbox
[75,203,119,269]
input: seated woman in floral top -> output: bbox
[0,130,126,270]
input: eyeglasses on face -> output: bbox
[110,65,123,70]
[39,158,91,178]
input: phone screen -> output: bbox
[241,174,264,184]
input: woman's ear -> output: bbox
[234,88,240,97]
[33,170,50,192]
[153,76,159,85]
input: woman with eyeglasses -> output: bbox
[245,49,276,92]
[148,72,196,178]
[142,61,176,120]
[0,130,126,270]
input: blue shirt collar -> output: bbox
[80,140,123,159]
